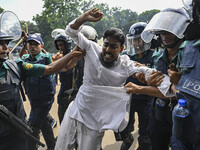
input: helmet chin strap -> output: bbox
[162,37,181,49]
[0,56,8,62]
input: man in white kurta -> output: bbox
[55,8,173,150]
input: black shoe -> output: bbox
[137,135,152,150]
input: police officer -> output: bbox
[0,31,83,150]
[115,22,153,150]
[168,0,200,149]
[54,33,75,124]
[21,33,56,150]
[140,8,190,150]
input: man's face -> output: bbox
[56,41,68,54]
[27,40,42,57]
[132,37,145,54]
[102,37,124,63]
[0,40,10,60]
[160,31,178,48]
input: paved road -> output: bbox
[24,83,139,150]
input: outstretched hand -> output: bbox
[63,46,85,70]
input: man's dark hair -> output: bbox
[103,27,125,46]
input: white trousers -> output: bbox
[55,108,104,150]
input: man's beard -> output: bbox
[100,53,118,68]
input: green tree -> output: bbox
[138,9,160,23]
[33,0,85,53]
[112,8,138,35]
[20,21,39,33]
[0,7,4,13]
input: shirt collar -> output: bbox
[132,50,148,61]
[0,62,10,70]
[28,51,44,60]
[180,39,200,48]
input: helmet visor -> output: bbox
[141,11,190,43]
[0,11,21,41]
[126,36,151,55]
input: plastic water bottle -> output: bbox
[173,99,190,117]
[156,98,166,107]
[172,99,190,139]
[155,98,166,121]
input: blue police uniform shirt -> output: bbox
[20,51,55,99]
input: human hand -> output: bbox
[132,72,146,84]
[134,61,145,67]
[21,30,28,40]
[72,45,85,60]
[147,71,164,86]
[63,47,85,70]
[168,64,181,85]
[81,7,104,23]
[52,52,63,61]
[124,82,141,94]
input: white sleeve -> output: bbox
[65,19,91,51]
[125,58,174,97]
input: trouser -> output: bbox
[58,95,74,124]
[0,131,27,150]
[150,131,171,150]
[55,105,104,150]
[27,97,55,150]
[149,110,183,150]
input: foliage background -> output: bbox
[0,0,160,53]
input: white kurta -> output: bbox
[64,19,173,132]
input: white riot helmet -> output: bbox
[80,25,98,42]
[141,7,191,43]
[126,22,151,55]
[182,0,193,10]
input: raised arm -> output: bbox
[70,7,103,30]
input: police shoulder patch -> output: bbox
[24,63,33,70]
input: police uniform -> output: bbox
[149,47,184,150]
[21,51,56,150]
[0,58,45,150]
[57,67,74,124]
[173,39,200,150]
[115,50,154,149]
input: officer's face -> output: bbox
[160,31,178,47]
[56,41,68,54]
[0,40,10,59]
[102,37,124,63]
[132,37,145,54]
[27,40,43,57]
